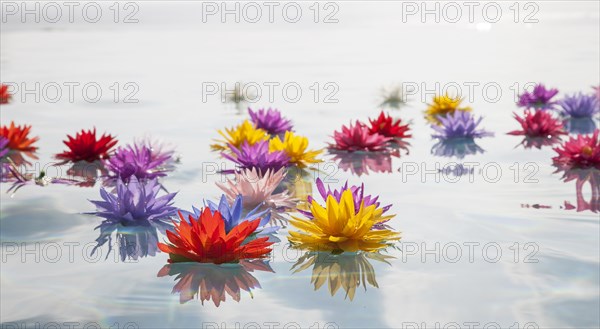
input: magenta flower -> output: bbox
[329,121,392,152]
[553,130,600,170]
[0,136,8,158]
[248,107,293,135]
[507,110,566,138]
[105,143,173,183]
[559,93,600,118]
[432,111,493,139]
[222,141,290,173]
[517,83,559,110]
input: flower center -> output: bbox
[582,145,593,156]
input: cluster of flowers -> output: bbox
[0,122,178,189]
[509,84,599,148]
[328,111,411,152]
[212,107,322,172]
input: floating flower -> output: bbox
[137,137,178,170]
[55,128,117,163]
[0,84,10,104]
[158,208,274,264]
[291,251,391,300]
[105,143,173,182]
[157,260,273,306]
[212,120,269,151]
[300,178,393,229]
[378,85,407,109]
[288,189,400,252]
[88,177,178,226]
[222,141,290,173]
[216,168,296,212]
[558,93,600,118]
[425,94,472,125]
[0,121,39,152]
[180,194,278,236]
[507,110,566,138]
[0,136,8,158]
[432,111,492,139]
[329,121,391,152]
[269,131,322,168]
[553,130,600,170]
[248,107,293,135]
[368,111,411,139]
[517,83,558,110]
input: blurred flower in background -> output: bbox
[517,83,559,110]
[329,121,391,152]
[0,84,11,104]
[558,93,600,118]
[212,120,269,151]
[248,107,293,136]
[425,94,472,125]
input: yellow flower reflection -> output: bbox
[269,131,322,168]
[425,94,472,125]
[211,120,269,151]
[288,189,400,252]
[291,251,393,300]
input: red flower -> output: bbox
[368,111,411,139]
[330,121,391,152]
[158,208,273,264]
[0,84,10,104]
[0,121,39,152]
[553,130,600,170]
[55,128,117,162]
[508,110,566,137]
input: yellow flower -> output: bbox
[269,131,322,168]
[211,120,269,151]
[425,94,472,125]
[288,190,400,252]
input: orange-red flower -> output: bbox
[368,111,411,139]
[0,84,11,104]
[0,121,39,152]
[158,208,273,264]
[55,128,117,162]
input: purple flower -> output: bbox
[222,141,290,173]
[104,143,173,182]
[518,83,559,109]
[432,111,493,139]
[0,136,8,158]
[300,178,392,230]
[559,93,600,118]
[248,107,293,135]
[88,176,178,226]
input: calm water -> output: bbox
[1,2,599,328]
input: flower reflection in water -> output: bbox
[515,136,564,150]
[328,145,407,177]
[564,117,598,135]
[557,168,600,213]
[431,138,485,159]
[157,260,274,306]
[291,251,393,300]
[92,221,169,261]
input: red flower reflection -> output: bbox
[157,260,274,306]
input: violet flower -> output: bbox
[248,107,293,136]
[517,83,559,110]
[88,176,178,226]
[431,111,493,139]
[104,143,173,183]
[222,141,290,173]
[559,93,600,118]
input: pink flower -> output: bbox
[216,168,296,212]
[508,110,566,138]
[553,130,600,170]
[329,121,391,152]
